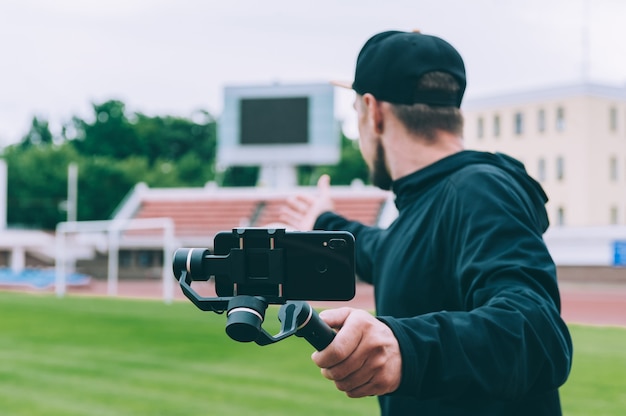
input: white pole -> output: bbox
[162,220,175,304]
[55,226,67,297]
[107,225,119,296]
[258,163,298,188]
[10,247,25,274]
[0,159,7,230]
[67,163,78,223]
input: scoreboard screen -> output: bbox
[239,97,309,145]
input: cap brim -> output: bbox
[330,80,354,90]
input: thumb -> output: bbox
[317,174,331,197]
[319,307,354,330]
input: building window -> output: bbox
[538,109,546,133]
[610,206,619,225]
[538,158,546,182]
[610,106,618,132]
[514,112,524,135]
[557,207,565,226]
[556,156,565,181]
[493,114,501,137]
[610,156,619,181]
[556,106,565,131]
[477,117,484,139]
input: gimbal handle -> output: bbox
[281,301,337,351]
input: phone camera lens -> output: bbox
[328,238,346,249]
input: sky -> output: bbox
[1,0,626,146]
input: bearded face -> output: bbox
[370,140,393,190]
[354,95,393,191]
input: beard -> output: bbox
[370,141,393,190]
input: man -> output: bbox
[279,30,573,415]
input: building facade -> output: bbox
[463,83,626,227]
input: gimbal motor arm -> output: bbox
[173,248,336,351]
[225,294,336,351]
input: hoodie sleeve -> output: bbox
[379,166,573,401]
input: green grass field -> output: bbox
[0,292,624,415]
[561,325,626,415]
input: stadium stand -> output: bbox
[117,182,393,246]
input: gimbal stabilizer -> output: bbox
[172,228,351,351]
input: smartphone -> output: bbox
[213,229,355,301]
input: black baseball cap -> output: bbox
[334,30,466,108]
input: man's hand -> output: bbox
[279,174,335,231]
[312,307,402,398]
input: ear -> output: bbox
[362,93,384,135]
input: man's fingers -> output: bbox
[312,308,364,369]
[290,194,315,213]
[317,174,331,197]
[319,307,353,329]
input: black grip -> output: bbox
[295,303,336,351]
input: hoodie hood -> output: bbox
[392,150,550,231]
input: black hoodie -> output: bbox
[314,150,573,415]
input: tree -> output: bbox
[3,145,163,228]
[220,166,259,187]
[19,116,54,149]
[2,100,224,229]
[3,144,80,229]
[132,111,217,166]
[172,152,215,186]
[67,101,218,165]
[69,100,144,159]
[76,155,142,221]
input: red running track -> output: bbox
[559,283,626,327]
